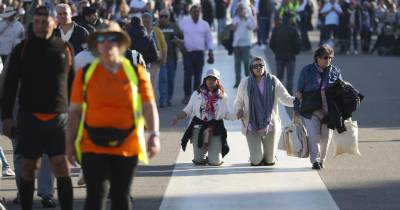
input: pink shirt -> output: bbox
[179,17,214,52]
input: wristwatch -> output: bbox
[146,131,160,138]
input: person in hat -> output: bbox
[235,57,295,166]
[66,20,160,210]
[1,6,74,210]
[0,6,24,62]
[172,68,236,166]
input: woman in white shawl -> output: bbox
[235,57,295,166]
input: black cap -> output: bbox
[34,6,50,17]
[82,6,96,17]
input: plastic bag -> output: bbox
[281,121,309,158]
[334,120,361,156]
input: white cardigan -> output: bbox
[183,91,237,121]
[234,75,295,139]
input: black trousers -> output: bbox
[82,153,138,210]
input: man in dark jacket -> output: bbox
[1,6,74,210]
[128,16,159,65]
[270,13,301,94]
[53,3,89,54]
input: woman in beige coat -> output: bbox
[235,57,295,166]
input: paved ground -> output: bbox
[1,31,400,210]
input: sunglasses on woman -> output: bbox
[96,34,120,43]
[252,64,264,69]
[321,56,334,60]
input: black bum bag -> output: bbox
[85,124,135,147]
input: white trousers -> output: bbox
[303,115,333,164]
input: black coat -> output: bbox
[128,24,159,64]
[54,22,89,54]
[269,23,301,61]
[326,80,364,133]
[181,116,230,157]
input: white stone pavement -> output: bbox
[158,46,339,210]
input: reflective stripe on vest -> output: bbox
[74,58,148,164]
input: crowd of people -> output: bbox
[0,0,366,209]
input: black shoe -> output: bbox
[312,162,321,170]
[264,162,276,166]
[233,83,239,88]
[251,159,264,166]
[41,197,56,208]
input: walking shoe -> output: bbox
[41,197,56,208]
[2,168,15,176]
[233,83,239,88]
[264,162,276,166]
[312,162,321,170]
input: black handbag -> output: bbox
[300,72,324,114]
[85,124,135,147]
[300,90,322,114]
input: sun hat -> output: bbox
[86,20,131,55]
[205,68,221,80]
[0,6,17,18]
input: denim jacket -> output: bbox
[294,63,342,116]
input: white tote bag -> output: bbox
[334,120,361,156]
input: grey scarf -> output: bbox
[248,73,276,132]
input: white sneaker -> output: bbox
[2,168,15,176]
[353,50,359,55]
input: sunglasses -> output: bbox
[252,64,264,69]
[96,34,119,43]
[321,56,334,60]
[206,76,217,81]
[160,15,169,18]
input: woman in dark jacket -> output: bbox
[294,45,342,170]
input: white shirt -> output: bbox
[320,2,342,26]
[59,25,74,42]
[179,18,214,52]
[183,91,236,121]
[0,19,24,56]
[232,15,257,47]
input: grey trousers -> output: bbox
[246,132,275,165]
[303,115,333,164]
[192,128,223,165]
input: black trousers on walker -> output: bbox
[82,153,138,210]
